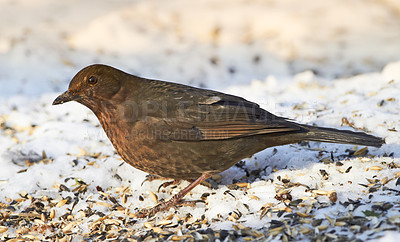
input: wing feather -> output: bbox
[150,96,302,141]
[139,82,302,141]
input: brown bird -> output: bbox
[53,64,384,217]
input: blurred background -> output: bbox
[0,0,399,97]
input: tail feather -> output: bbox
[301,125,384,148]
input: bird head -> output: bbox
[52,64,123,107]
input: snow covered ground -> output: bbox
[1,0,400,241]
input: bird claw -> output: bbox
[135,199,174,218]
[135,199,205,218]
[135,209,152,218]
[178,200,205,207]
[157,179,180,192]
[141,175,174,186]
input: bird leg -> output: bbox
[136,173,211,218]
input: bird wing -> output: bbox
[147,93,303,141]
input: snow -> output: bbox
[1,0,400,240]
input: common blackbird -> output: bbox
[53,64,384,217]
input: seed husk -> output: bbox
[171,235,188,240]
[335,221,346,226]
[0,226,8,233]
[158,220,172,226]
[268,226,283,236]
[248,195,260,200]
[312,190,328,195]
[56,199,68,208]
[369,166,383,171]
[148,191,158,203]
[299,226,312,234]
[62,222,75,233]
[143,222,153,229]
[236,183,251,188]
[317,225,328,230]
[96,201,113,208]
[297,212,312,218]
[50,209,55,219]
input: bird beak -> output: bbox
[52,91,80,105]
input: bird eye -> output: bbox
[87,76,98,85]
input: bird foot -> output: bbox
[135,196,179,218]
[135,199,204,218]
[141,174,177,186]
[158,179,181,192]
[178,200,205,207]
[136,174,211,218]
